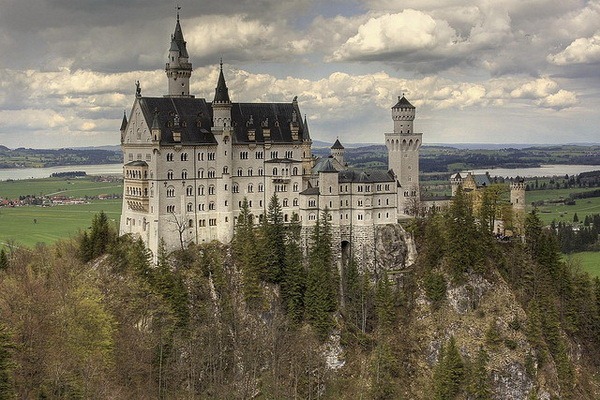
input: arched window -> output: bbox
[166,186,175,197]
[186,186,193,196]
[293,167,298,175]
[167,170,174,180]
[273,167,278,176]
[181,170,188,179]
[187,203,193,212]
[198,168,204,178]
[198,185,204,196]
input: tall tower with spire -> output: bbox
[212,60,232,129]
[165,11,193,97]
[385,95,422,216]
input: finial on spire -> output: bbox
[220,57,223,70]
[176,5,181,21]
[135,80,141,97]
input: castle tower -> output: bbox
[510,178,526,213]
[301,114,313,185]
[331,139,345,167]
[450,173,464,196]
[385,95,422,216]
[165,11,193,97]
[212,61,232,129]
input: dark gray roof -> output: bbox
[303,114,311,142]
[120,112,128,131]
[213,64,230,103]
[331,139,344,149]
[229,102,308,144]
[338,169,395,183]
[317,158,338,173]
[125,160,148,167]
[473,174,491,188]
[139,97,216,145]
[392,95,415,109]
[171,19,189,58]
[137,97,308,145]
[300,187,320,195]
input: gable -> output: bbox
[123,100,152,144]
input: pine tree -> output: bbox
[445,186,482,281]
[433,336,465,400]
[0,323,14,399]
[0,248,8,271]
[343,255,362,329]
[233,198,263,307]
[375,271,396,333]
[305,210,337,340]
[467,346,492,400]
[260,194,286,283]
[281,213,306,324]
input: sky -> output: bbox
[0,0,599,149]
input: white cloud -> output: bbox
[548,32,600,65]
[536,89,579,110]
[331,10,457,61]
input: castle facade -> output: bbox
[119,15,422,258]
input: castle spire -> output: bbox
[213,61,230,103]
[120,110,128,132]
[165,10,192,97]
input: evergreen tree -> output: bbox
[281,213,306,324]
[0,323,14,399]
[433,336,465,400]
[154,240,189,328]
[233,198,263,307]
[573,212,579,223]
[370,339,398,400]
[305,210,336,340]
[0,248,8,271]
[445,186,482,281]
[260,194,286,283]
[375,271,396,333]
[343,255,362,329]
[467,346,492,400]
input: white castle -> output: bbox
[119,15,422,258]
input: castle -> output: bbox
[119,14,422,260]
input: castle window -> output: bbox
[199,203,205,211]
[259,200,263,207]
[248,184,253,193]
[166,153,173,161]
[309,213,316,221]
[188,219,193,227]
[293,183,299,192]
[283,199,288,207]
[207,152,216,161]
[285,150,293,158]
[366,185,371,192]
[404,191,409,197]
[385,184,390,191]
[386,199,389,205]
[232,183,239,193]
[198,169,204,178]
[167,170,174,180]
[357,186,363,192]
[187,203,193,212]
[209,219,217,226]
[198,153,204,161]
[166,205,175,213]
[258,168,263,176]
[273,167,278,176]
[181,153,188,161]
[237,168,243,176]
[181,170,188,179]
[223,166,228,174]
[240,151,249,160]
[357,214,363,221]
[248,168,253,176]
[271,151,278,159]
[378,199,381,205]
[166,186,175,197]
[224,184,228,191]
[285,214,288,222]
[255,151,263,159]
[208,169,215,178]
[225,200,228,206]
[186,186,193,196]
[329,186,332,193]
[309,198,316,207]
[199,219,206,227]
[198,185,204,196]
[358,200,363,207]
[208,185,215,195]
[209,202,215,210]
[258,183,264,192]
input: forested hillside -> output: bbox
[1,194,600,398]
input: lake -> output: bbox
[0,163,598,181]
[0,163,123,181]
[464,164,600,179]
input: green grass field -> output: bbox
[0,177,122,199]
[0,200,121,248]
[564,252,600,278]
[525,187,600,224]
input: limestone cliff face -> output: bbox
[374,224,416,271]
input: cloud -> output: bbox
[536,89,579,110]
[548,32,600,65]
[330,10,457,62]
